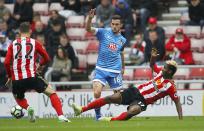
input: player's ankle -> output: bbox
[26,106,31,110]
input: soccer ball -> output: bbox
[11,105,24,119]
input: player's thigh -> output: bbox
[105,91,122,104]
[107,73,123,90]
[120,87,137,105]
[31,75,49,94]
[128,100,147,113]
[12,80,26,99]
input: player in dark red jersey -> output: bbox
[4,22,70,122]
[72,48,183,121]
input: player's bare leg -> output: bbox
[93,81,103,120]
[44,85,70,122]
[108,105,142,121]
[72,92,122,116]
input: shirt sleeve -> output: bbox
[153,64,162,74]
[35,41,50,65]
[167,85,179,102]
[120,38,127,51]
[4,44,13,78]
[95,28,104,40]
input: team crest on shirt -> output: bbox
[156,79,161,85]
[108,43,117,51]
[119,39,123,45]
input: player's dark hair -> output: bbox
[168,64,177,76]
[111,15,122,23]
[19,22,30,33]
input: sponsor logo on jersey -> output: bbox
[108,43,117,51]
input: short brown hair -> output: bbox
[111,15,122,22]
[19,22,30,33]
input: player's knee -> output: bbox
[94,91,101,98]
[93,82,103,98]
[128,105,142,115]
[104,96,112,103]
[44,86,56,96]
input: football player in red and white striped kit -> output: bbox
[4,22,70,122]
[72,48,183,121]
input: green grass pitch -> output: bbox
[0,117,203,131]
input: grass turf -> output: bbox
[0,116,203,131]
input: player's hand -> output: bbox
[88,9,95,19]
[5,78,12,89]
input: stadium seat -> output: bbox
[183,26,201,38]
[87,53,98,66]
[174,68,189,80]
[77,54,87,69]
[191,38,204,52]
[123,47,131,54]
[133,68,152,80]
[189,83,203,89]
[180,12,190,25]
[189,68,204,79]
[40,16,50,25]
[123,69,134,80]
[49,3,64,11]
[123,47,131,63]
[193,53,204,64]
[70,41,89,54]
[5,4,14,14]
[66,28,86,40]
[86,41,99,53]
[164,26,181,38]
[164,26,201,38]
[201,28,204,38]
[33,3,49,15]
[176,83,186,89]
[66,16,85,28]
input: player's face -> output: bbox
[111,19,122,33]
[162,64,173,79]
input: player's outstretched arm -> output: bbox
[86,9,96,33]
[174,98,183,120]
[149,48,158,70]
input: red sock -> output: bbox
[50,93,63,116]
[82,98,107,112]
[111,112,128,121]
[15,98,29,110]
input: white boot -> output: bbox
[58,115,71,122]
